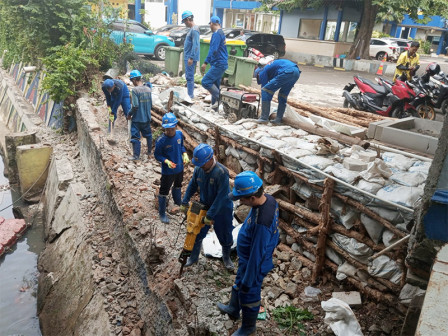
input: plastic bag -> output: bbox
[376,184,424,208]
[355,179,384,194]
[322,298,363,336]
[360,214,384,244]
[304,286,322,297]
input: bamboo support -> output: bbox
[312,178,335,283]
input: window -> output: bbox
[128,23,147,34]
[324,21,337,41]
[345,22,357,42]
[298,19,321,40]
[111,22,126,31]
[247,34,262,43]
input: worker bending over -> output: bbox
[102,78,131,121]
[218,171,279,336]
[180,144,234,270]
[154,113,189,223]
[255,59,300,124]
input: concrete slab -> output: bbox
[0,216,27,257]
[416,243,448,336]
[332,291,362,306]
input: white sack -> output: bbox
[382,152,417,171]
[368,255,402,284]
[299,155,334,170]
[332,233,373,264]
[390,171,427,187]
[324,163,359,184]
[321,298,363,336]
[376,184,424,208]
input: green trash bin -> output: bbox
[164,46,183,77]
[200,39,247,73]
[227,56,258,87]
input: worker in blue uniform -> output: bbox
[217,171,279,336]
[181,10,200,99]
[180,144,234,270]
[254,59,301,124]
[154,112,189,224]
[201,16,228,111]
[128,70,152,160]
[102,78,131,121]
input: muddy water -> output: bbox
[0,156,44,335]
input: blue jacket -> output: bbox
[182,162,233,219]
[102,79,130,115]
[184,25,200,61]
[237,194,279,289]
[154,130,186,175]
[257,59,300,86]
[204,29,228,68]
[129,85,152,123]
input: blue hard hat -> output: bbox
[181,10,193,22]
[254,67,262,78]
[209,16,221,24]
[162,112,178,128]
[229,171,263,201]
[192,144,214,167]
[103,79,114,90]
[130,69,142,79]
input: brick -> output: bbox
[332,291,362,306]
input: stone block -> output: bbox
[332,291,362,306]
[16,143,53,199]
[4,130,37,183]
[343,157,368,171]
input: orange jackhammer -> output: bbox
[178,201,210,277]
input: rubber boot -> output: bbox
[257,101,270,123]
[272,103,286,124]
[222,245,234,271]
[158,195,170,224]
[210,84,220,111]
[231,309,259,336]
[172,187,182,206]
[217,287,240,320]
[129,140,141,160]
[184,240,202,267]
[187,80,195,99]
[145,137,152,155]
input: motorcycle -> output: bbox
[428,71,448,115]
[343,75,419,118]
[407,75,436,120]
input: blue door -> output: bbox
[125,22,155,54]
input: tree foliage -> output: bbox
[0,0,128,101]
[262,0,448,59]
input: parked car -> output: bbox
[239,33,286,59]
[170,25,211,46]
[388,38,411,55]
[369,38,400,61]
[154,24,183,36]
[203,28,257,39]
[109,20,175,60]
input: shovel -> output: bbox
[107,110,118,145]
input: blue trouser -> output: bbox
[130,121,152,157]
[112,96,131,120]
[194,208,233,249]
[261,68,300,109]
[233,263,265,313]
[201,65,227,105]
[185,60,197,98]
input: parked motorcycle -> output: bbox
[407,75,436,120]
[342,75,418,118]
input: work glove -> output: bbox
[164,159,177,169]
[180,204,189,214]
[107,106,112,114]
[182,152,190,165]
[203,216,214,226]
[109,113,115,122]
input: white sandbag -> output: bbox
[390,171,427,187]
[355,179,384,194]
[291,182,315,199]
[321,298,363,336]
[282,147,314,159]
[324,164,359,184]
[382,230,400,247]
[336,262,370,282]
[332,233,373,264]
[266,127,292,139]
[258,136,287,150]
[368,206,404,224]
[225,145,240,159]
[409,161,431,174]
[382,152,417,171]
[359,158,392,182]
[360,214,383,244]
[203,221,241,257]
[299,155,334,170]
[291,129,309,137]
[376,184,424,208]
[326,247,344,266]
[331,198,358,230]
[303,134,322,143]
[368,255,402,284]
[295,139,319,152]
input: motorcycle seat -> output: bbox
[357,76,387,94]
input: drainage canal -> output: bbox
[0,155,44,335]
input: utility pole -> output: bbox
[135,0,141,23]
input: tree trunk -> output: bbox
[348,0,378,60]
